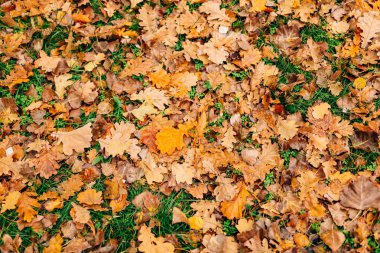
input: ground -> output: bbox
[0,0,380,252]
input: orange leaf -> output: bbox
[220,183,250,219]
[17,192,40,222]
[77,189,103,206]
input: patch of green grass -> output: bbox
[230,70,250,81]
[193,59,204,71]
[300,24,346,53]
[341,149,380,174]
[223,220,238,235]
[263,172,275,188]
[89,0,103,13]
[42,26,68,55]
[281,149,298,168]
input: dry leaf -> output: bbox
[52,124,93,155]
[340,176,380,210]
[321,229,345,252]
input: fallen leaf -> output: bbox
[77,189,103,206]
[340,176,380,210]
[52,123,93,156]
[321,229,345,252]
[220,183,250,219]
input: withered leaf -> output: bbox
[340,176,380,210]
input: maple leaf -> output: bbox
[321,229,345,252]
[358,11,380,48]
[220,183,250,219]
[340,176,380,210]
[51,123,93,155]
[98,121,141,159]
[77,189,103,206]
[16,192,40,222]
[1,191,21,213]
[138,225,175,253]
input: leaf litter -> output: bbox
[0,0,380,252]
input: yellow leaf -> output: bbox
[1,191,21,213]
[353,77,366,89]
[0,108,19,125]
[188,216,204,230]
[43,235,63,253]
[249,0,267,12]
[220,183,250,219]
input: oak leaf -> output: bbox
[340,176,380,210]
[17,192,40,222]
[43,234,63,253]
[54,74,73,99]
[58,174,84,200]
[277,117,299,140]
[148,69,171,89]
[52,123,93,155]
[1,191,21,213]
[119,58,154,78]
[220,183,250,219]
[138,225,175,253]
[155,126,186,155]
[172,162,195,185]
[77,189,103,206]
[98,121,140,159]
[70,203,91,224]
[0,108,19,125]
[358,11,380,48]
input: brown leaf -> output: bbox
[340,176,380,210]
[321,229,345,252]
[52,123,93,156]
[77,189,103,206]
